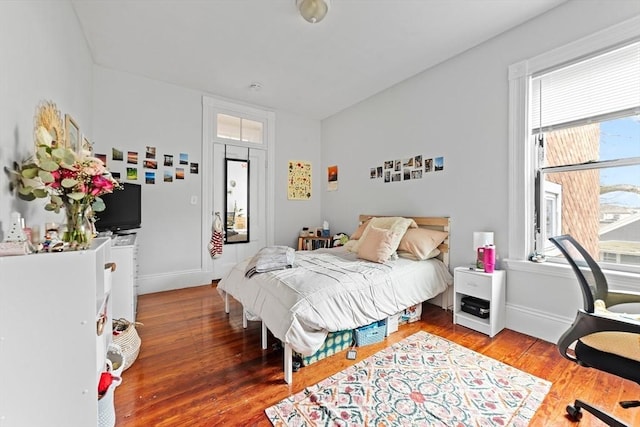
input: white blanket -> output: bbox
[218,247,453,356]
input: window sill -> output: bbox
[504,258,640,291]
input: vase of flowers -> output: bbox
[14,126,120,250]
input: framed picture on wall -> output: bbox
[65,114,80,153]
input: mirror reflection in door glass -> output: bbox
[225,158,249,243]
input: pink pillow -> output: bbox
[350,219,370,240]
[397,228,448,260]
[357,226,397,263]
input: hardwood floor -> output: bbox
[114,285,640,426]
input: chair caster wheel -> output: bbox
[566,404,582,421]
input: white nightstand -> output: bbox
[453,267,506,337]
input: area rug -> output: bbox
[265,331,551,426]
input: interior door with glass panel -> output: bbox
[211,143,266,279]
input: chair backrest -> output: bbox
[548,235,609,313]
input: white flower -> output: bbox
[35,126,53,147]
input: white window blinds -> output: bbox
[531,41,640,133]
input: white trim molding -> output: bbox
[507,15,640,262]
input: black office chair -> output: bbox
[550,235,640,426]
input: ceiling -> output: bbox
[71,0,567,120]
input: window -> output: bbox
[508,18,640,274]
[216,113,263,144]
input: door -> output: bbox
[210,143,267,279]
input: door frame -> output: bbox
[201,95,275,277]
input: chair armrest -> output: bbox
[606,290,640,308]
[557,309,640,363]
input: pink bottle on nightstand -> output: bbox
[483,245,495,273]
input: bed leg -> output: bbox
[284,343,293,385]
[224,292,229,314]
[262,322,268,350]
[243,308,248,328]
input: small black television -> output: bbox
[95,183,142,232]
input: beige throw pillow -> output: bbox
[397,228,448,260]
[350,217,417,253]
[357,226,396,263]
[350,219,371,240]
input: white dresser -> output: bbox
[111,233,138,322]
[0,238,112,427]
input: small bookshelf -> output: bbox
[297,236,333,251]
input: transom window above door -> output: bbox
[216,113,263,144]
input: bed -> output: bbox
[217,215,453,383]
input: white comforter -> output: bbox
[217,247,453,356]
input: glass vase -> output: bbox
[63,202,93,250]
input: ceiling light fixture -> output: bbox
[296,0,328,24]
[249,82,262,92]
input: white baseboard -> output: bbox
[506,303,573,344]
[137,269,212,295]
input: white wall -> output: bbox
[92,67,323,294]
[274,110,323,248]
[0,1,94,237]
[321,0,640,342]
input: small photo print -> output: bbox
[164,170,173,182]
[145,146,156,159]
[176,167,185,180]
[392,173,402,182]
[112,172,121,181]
[425,158,433,172]
[414,155,423,169]
[434,156,444,171]
[179,153,188,165]
[112,148,123,161]
[143,159,158,169]
[384,171,391,183]
[370,168,377,179]
[394,160,401,171]
[411,169,423,179]
[403,158,414,168]
[126,167,138,180]
[145,171,155,184]
[376,166,382,178]
[164,154,173,167]
[127,151,138,164]
[384,160,394,169]
[96,153,107,166]
[328,165,338,182]
[403,169,411,180]
[190,162,199,174]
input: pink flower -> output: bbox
[409,390,425,403]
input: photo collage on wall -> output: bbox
[371,154,444,183]
[95,145,199,185]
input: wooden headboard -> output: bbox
[358,215,451,267]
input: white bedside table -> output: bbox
[453,267,506,337]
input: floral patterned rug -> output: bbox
[265,331,551,426]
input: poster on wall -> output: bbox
[112,148,123,161]
[327,165,338,191]
[126,167,138,180]
[127,151,138,164]
[288,160,312,200]
[145,171,155,184]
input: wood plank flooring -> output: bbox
[114,285,640,426]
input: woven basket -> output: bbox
[112,318,142,371]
